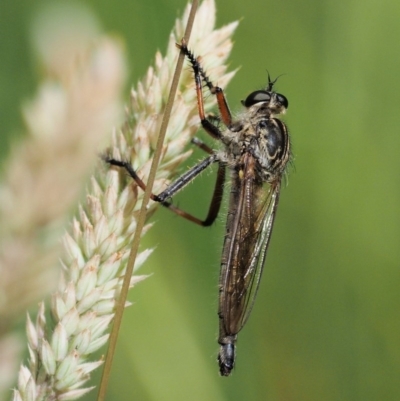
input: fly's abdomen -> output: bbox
[218,341,236,376]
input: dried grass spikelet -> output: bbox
[0,5,126,322]
[0,3,126,400]
[11,0,238,399]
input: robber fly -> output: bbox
[104,40,291,376]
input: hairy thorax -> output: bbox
[218,103,290,183]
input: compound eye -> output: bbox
[242,90,271,107]
[276,94,289,109]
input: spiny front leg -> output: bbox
[177,39,233,132]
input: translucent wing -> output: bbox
[219,156,282,337]
[238,180,281,328]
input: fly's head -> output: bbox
[241,74,288,117]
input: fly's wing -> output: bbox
[220,174,281,336]
[239,180,281,328]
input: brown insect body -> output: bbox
[216,95,290,376]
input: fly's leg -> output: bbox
[104,154,225,227]
[191,115,221,154]
[191,137,213,154]
[177,40,235,138]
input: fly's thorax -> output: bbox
[219,108,260,160]
[252,116,290,179]
[220,106,290,182]
[218,124,247,166]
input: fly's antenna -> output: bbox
[266,71,285,91]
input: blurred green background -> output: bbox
[2,0,400,400]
